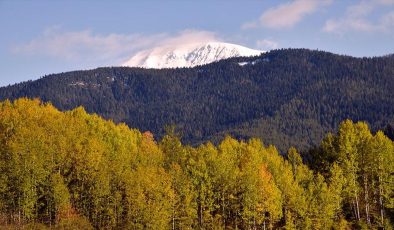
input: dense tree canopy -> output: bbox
[1,49,393,152]
[0,99,392,229]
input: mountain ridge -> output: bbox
[1,48,394,152]
[122,42,264,68]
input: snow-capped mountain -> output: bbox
[122,42,264,68]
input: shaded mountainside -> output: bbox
[1,49,394,152]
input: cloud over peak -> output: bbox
[256,39,279,50]
[12,28,220,65]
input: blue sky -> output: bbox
[1,0,394,87]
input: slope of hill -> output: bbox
[1,49,394,152]
[122,42,263,68]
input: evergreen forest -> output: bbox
[1,49,394,153]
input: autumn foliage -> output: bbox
[0,99,392,229]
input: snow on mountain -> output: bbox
[121,42,264,68]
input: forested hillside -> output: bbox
[0,99,393,229]
[1,49,394,152]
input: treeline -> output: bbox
[1,49,394,153]
[0,99,393,229]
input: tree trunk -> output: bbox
[354,194,360,221]
[352,200,357,221]
[222,193,226,228]
[353,191,360,221]
[18,208,21,225]
[253,207,256,230]
[48,199,52,228]
[198,196,203,227]
[378,176,384,225]
[172,200,175,230]
[363,174,370,225]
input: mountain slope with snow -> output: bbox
[122,42,264,68]
[1,49,394,152]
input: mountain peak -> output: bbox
[122,42,264,68]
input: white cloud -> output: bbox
[154,29,219,47]
[323,18,375,33]
[323,0,394,33]
[256,39,279,50]
[12,27,220,65]
[381,11,394,30]
[242,0,332,29]
[376,0,394,5]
